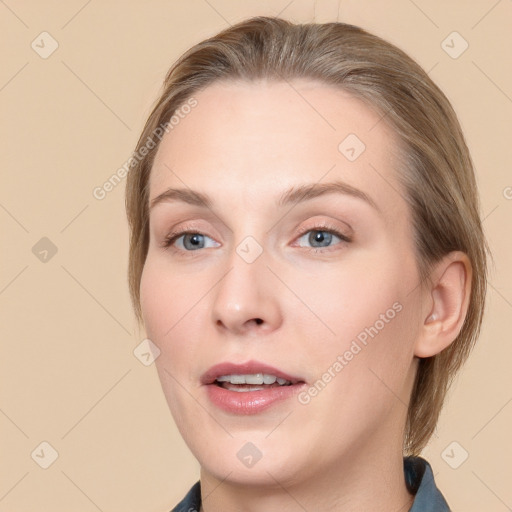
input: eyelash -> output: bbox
[160,223,352,255]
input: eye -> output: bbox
[161,224,351,254]
[162,230,220,251]
[295,226,350,251]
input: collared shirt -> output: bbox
[170,456,450,512]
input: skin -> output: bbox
[140,79,471,511]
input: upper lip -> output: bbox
[201,360,305,385]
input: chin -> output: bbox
[184,429,315,487]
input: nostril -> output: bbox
[254,318,263,325]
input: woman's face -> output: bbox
[140,79,424,486]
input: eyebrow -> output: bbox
[149,180,379,212]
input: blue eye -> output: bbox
[164,232,220,251]
[296,229,345,249]
[162,226,351,254]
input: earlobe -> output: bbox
[414,251,472,358]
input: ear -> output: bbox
[414,251,472,358]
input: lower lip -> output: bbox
[205,383,305,414]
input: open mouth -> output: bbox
[202,361,306,414]
[214,373,294,392]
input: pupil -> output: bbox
[185,233,203,250]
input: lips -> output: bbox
[201,360,306,415]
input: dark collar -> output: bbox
[171,456,450,512]
[406,456,451,511]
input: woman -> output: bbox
[125,16,488,511]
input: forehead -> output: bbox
[149,79,404,216]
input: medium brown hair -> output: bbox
[125,16,489,455]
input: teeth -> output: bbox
[263,374,277,385]
[223,384,265,393]
[246,373,264,385]
[215,373,291,385]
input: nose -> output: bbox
[211,245,283,336]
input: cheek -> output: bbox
[311,281,418,406]
[139,258,205,415]
[139,255,205,340]
[139,261,171,340]
[139,254,223,391]
[290,256,404,347]
[140,258,197,384]
[294,249,419,391]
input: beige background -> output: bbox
[1,0,511,510]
